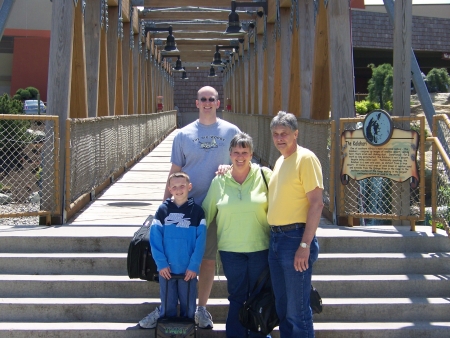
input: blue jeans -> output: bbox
[159,274,197,319]
[268,226,319,338]
[220,250,270,338]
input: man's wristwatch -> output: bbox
[300,242,310,249]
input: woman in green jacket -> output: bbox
[202,132,272,338]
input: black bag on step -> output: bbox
[127,215,159,282]
[238,267,279,335]
[155,274,196,338]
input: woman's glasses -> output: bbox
[200,97,216,102]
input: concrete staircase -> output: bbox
[0,224,449,337]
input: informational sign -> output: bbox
[340,110,420,188]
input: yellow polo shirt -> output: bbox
[267,145,323,225]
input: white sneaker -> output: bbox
[195,306,213,329]
[139,306,160,329]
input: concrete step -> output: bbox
[0,253,127,275]
[314,298,450,322]
[2,321,450,338]
[0,323,266,338]
[1,297,448,324]
[0,275,229,298]
[313,274,450,298]
[0,298,229,324]
[314,252,450,274]
[2,252,449,276]
[314,322,450,338]
[1,226,449,254]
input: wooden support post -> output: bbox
[327,0,355,225]
[280,7,291,113]
[265,23,275,115]
[122,22,130,114]
[393,0,412,225]
[47,0,76,223]
[84,0,101,117]
[107,4,119,116]
[70,2,88,119]
[97,23,109,117]
[298,0,314,118]
[272,18,282,114]
[288,7,300,116]
[115,33,124,115]
[311,0,331,120]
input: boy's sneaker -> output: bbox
[195,306,213,329]
[139,307,160,329]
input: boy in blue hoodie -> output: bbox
[149,172,206,320]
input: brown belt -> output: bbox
[270,223,306,232]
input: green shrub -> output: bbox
[12,87,40,101]
[355,101,368,115]
[367,63,394,110]
[0,94,32,174]
[426,68,450,93]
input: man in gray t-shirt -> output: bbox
[139,86,240,330]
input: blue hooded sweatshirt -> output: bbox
[150,197,206,274]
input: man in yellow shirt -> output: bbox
[267,111,324,338]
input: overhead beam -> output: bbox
[148,22,227,31]
[139,9,255,21]
[135,0,232,7]
[150,31,236,39]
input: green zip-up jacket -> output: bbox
[202,163,272,253]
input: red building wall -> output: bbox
[10,36,50,102]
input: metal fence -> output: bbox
[66,111,176,212]
[432,114,450,235]
[0,115,60,225]
[223,112,334,213]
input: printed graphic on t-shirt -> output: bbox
[192,135,226,150]
[164,213,191,228]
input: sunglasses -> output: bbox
[200,97,216,102]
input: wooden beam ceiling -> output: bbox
[139,0,232,7]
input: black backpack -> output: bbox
[238,268,279,335]
[126,215,159,282]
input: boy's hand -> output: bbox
[184,269,197,281]
[215,164,231,176]
[159,267,171,280]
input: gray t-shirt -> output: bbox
[171,118,240,205]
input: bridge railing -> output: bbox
[431,114,450,235]
[65,111,176,219]
[223,112,334,214]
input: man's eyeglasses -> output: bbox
[200,97,216,102]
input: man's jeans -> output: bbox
[159,274,197,319]
[268,226,319,338]
[220,250,270,338]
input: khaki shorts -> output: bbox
[203,218,218,261]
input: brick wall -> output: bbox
[173,69,224,126]
[352,10,450,52]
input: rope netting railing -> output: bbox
[223,112,333,212]
[339,116,426,227]
[66,111,176,208]
[432,115,450,235]
[0,115,60,225]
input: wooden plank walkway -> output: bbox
[68,131,177,226]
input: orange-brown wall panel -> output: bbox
[10,36,50,101]
[350,0,365,9]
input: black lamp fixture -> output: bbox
[224,0,268,36]
[173,56,184,72]
[211,45,239,68]
[208,65,217,77]
[144,25,180,55]
[181,67,189,80]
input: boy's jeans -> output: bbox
[159,274,197,319]
[268,226,319,338]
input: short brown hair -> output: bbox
[168,172,190,185]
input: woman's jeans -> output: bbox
[159,274,197,319]
[268,226,319,338]
[220,250,270,338]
